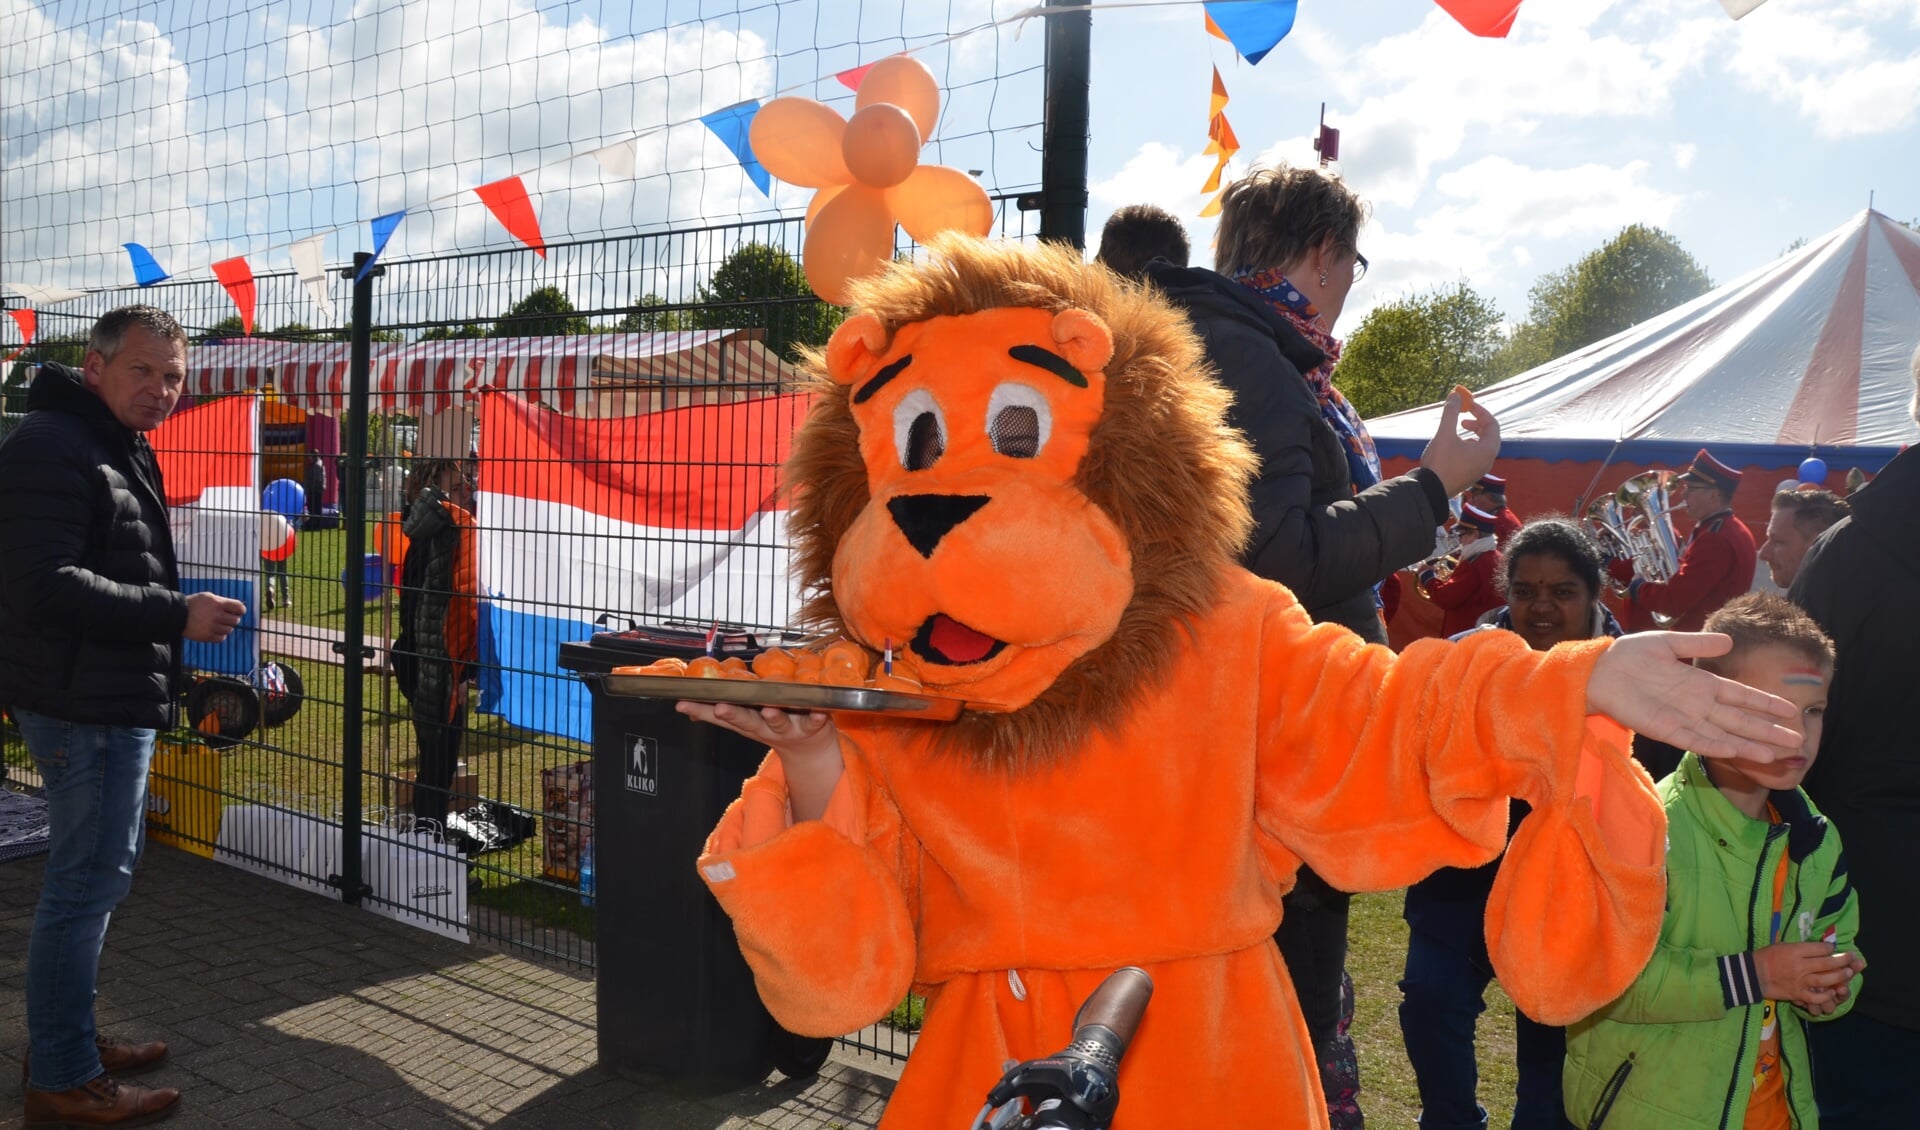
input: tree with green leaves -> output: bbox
[421,322,490,341]
[495,286,589,337]
[1335,281,1505,419]
[616,293,686,333]
[685,243,841,360]
[1512,224,1711,363]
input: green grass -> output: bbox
[883,995,927,1033]
[1351,889,1522,1129]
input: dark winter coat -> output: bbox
[0,362,188,728]
[394,486,476,724]
[1789,444,1920,1030]
[1144,263,1449,644]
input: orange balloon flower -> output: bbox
[749,57,995,305]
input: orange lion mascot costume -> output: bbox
[695,236,1685,1127]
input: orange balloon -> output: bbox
[887,165,994,242]
[805,183,846,226]
[804,184,896,305]
[842,103,922,189]
[749,97,852,188]
[856,56,941,140]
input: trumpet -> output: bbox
[1413,520,1464,598]
[1583,471,1686,624]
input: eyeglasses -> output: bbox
[1353,252,1369,282]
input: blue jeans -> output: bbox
[16,708,157,1092]
[1808,1007,1920,1128]
[1399,891,1575,1130]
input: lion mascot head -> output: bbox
[784,234,1259,768]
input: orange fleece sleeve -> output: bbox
[697,743,919,1037]
[1250,590,1665,1021]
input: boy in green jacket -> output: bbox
[1565,593,1866,1129]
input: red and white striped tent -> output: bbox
[187,329,800,416]
[1368,209,1920,527]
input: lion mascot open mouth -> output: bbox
[697,235,1673,1128]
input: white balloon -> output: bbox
[260,511,292,551]
[1776,479,1800,493]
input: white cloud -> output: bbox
[1672,142,1698,170]
[1721,1,1920,135]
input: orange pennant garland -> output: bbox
[1200,65,1239,204]
[210,257,256,335]
[475,175,548,257]
[8,308,36,347]
[1209,66,1229,118]
[1204,11,1228,41]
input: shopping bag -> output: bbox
[147,739,221,858]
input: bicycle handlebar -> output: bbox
[970,966,1155,1130]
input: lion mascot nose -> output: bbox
[886,494,990,558]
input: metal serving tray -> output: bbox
[598,673,967,721]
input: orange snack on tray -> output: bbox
[791,650,825,684]
[752,648,799,680]
[820,639,872,687]
[613,656,687,676]
[870,671,923,694]
[685,656,727,679]
[719,656,758,680]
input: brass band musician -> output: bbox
[1610,448,1757,633]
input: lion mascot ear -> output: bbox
[825,313,891,388]
[1049,308,1114,376]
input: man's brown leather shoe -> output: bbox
[92,1039,166,1077]
[23,1075,179,1127]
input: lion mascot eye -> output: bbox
[892,388,948,471]
[986,382,1050,459]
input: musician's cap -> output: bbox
[1677,448,1741,494]
[1475,473,1507,494]
[1460,501,1502,532]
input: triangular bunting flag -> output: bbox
[701,101,772,197]
[1205,12,1228,42]
[1208,113,1240,154]
[123,243,169,287]
[288,235,336,321]
[1,282,85,306]
[1434,0,1524,37]
[1719,0,1769,16]
[1202,0,1298,65]
[1202,150,1231,194]
[475,176,547,257]
[1199,191,1224,218]
[1210,66,1230,120]
[7,308,35,347]
[211,257,257,335]
[358,210,406,281]
[837,63,876,91]
[589,140,639,178]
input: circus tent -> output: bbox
[1367,209,1920,527]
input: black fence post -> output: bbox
[1039,0,1092,249]
[333,251,382,905]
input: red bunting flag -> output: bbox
[1210,66,1229,120]
[7,308,35,347]
[836,62,876,91]
[475,176,547,257]
[210,257,256,335]
[1434,0,1525,37]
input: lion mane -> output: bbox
[780,235,1260,769]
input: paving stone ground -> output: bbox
[1,842,898,1129]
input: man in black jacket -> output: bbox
[1148,167,1499,1128]
[1787,344,1920,1129]
[0,305,244,1126]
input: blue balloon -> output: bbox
[1797,457,1828,485]
[262,478,307,520]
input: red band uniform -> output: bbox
[1612,449,1756,633]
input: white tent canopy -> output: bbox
[1368,209,1920,466]
[186,329,800,416]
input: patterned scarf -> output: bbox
[1232,266,1382,492]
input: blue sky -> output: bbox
[3,0,1917,334]
[1087,0,1920,327]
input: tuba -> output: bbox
[1583,471,1686,624]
